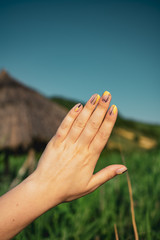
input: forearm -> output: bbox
[0,172,61,240]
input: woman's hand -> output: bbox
[0,91,127,240]
[35,91,127,207]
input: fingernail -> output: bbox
[90,94,100,105]
[75,103,82,112]
[109,105,117,115]
[116,166,127,175]
[102,91,111,103]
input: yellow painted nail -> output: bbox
[102,91,111,102]
[95,94,100,104]
[90,94,100,105]
[113,105,117,114]
[74,103,82,112]
[103,90,111,96]
[110,105,117,115]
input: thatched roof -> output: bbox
[0,70,67,151]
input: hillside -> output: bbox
[51,96,160,152]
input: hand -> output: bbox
[0,91,127,240]
[35,91,127,207]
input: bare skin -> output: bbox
[0,91,127,240]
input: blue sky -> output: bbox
[0,0,160,124]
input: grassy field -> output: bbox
[0,148,160,239]
[0,97,160,239]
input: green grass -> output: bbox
[51,96,81,111]
[0,149,160,239]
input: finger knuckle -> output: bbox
[83,128,92,138]
[60,116,72,130]
[75,119,85,129]
[98,130,108,140]
[90,120,99,130]
[92,144,102,153]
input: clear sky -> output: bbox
[0,0,160,124]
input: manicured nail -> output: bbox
[102,91,111,103]
[109,105,117,115]
[75,103,82,112]
[90,94,100,105]
[116,166,127,175]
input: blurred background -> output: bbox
[0,0,160,239]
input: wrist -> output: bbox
[26,170,63,212]
[0,170,62,240]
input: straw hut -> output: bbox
[0,70,67,175]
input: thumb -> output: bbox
[88,164,127,191]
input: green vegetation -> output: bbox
[51,96,81,111]
[116,116,160,143]
[0,149,160,239]
[0,96,159,239]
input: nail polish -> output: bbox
[90,94,100,105]
[116,167,127,175]
[75,103,82,112]
[109,105,117,115]
[102,91,111,103]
